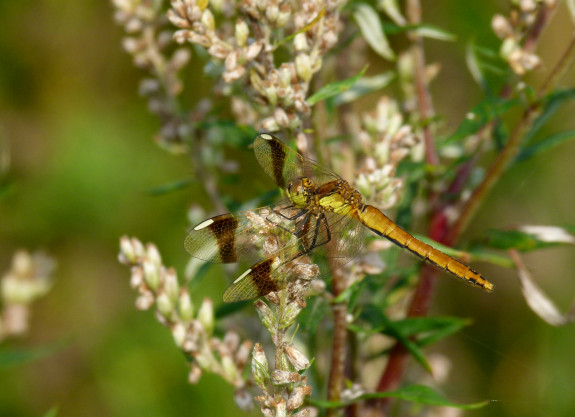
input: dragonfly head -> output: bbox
[287,177,313,209]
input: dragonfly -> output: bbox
[185,133,494,302]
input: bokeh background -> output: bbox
[1,1,574,416]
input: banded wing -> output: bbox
[254,133,340,188]
[185,203,301,265]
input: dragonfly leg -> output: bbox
[267,209,309,236]
[272,206,308,221]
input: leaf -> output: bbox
[358,305,432,373]
[331,72,395,106]
[412,24,456,42]
[311,384,490,410]
[307,65,368,106]
[517,225,575,244]
[274,6,326,49]
[510,250,573,326]
[444,96,519,144]
[0,339,70,368]
[483,228,571,251]
[523,88,575,145]
[379,0,406,25]
[515,130,575,162]
[146,178,192,195]
[298,296,329,334]
[353,4,396,61]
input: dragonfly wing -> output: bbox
[223,258,281,302]
[254,133,340,188]
[185,202,296,264]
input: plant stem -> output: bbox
[326,247,348,417]
[406,0,438,166]
[447,32,575,244]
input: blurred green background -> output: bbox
[1,1,574,416]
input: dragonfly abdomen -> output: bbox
[358,205,494,292]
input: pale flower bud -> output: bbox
[254,300,276,332]
[235,20,249,47]
[156,291,173,317]
[142,258,160,290]
[188,362,202,384]
[178,288,194,322]
[492,14,513,39]
[294,33,309,51]
[287,385,312,410]
[295,54,313,82]
[252,343,270,389]
[172,322,187,348]
[272,370,301,385]
[283,343,310,370]
[201,9,215,31]
[197,297,214,335]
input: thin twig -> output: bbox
[406,0,438,165]
[447,32,575,243]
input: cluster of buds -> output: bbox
[355,97,421,210]
[113,0,192,150]
[252,341,313,417]
[0,250,55,341]
[168,0,343,132]
[492,0,557,75]
[118,236,253,408]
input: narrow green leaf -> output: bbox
[307,66,368,106]
[353,4,396,61]
[523,88,575,145]
[516,130,575,162]
[358,305,432,373]
[379,0,406,25]
[332,72,395,106]
[311,384,490,410]
[482,229,559,251]
[274,7,326,49]
[0,339,70,368]
[146,178,192,195]
[444,96,519,144]
[413,24,456,42]
[298,296,329,334]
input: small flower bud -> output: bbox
[201,9,215,31]
[188,362,202,384]
[245,41,263,61]
[163,267,179,302]
[172,323,187,348]
[197,297,214,335]
[294,33,309,52]
[254,300,276,332]
[146,243,162,267]
[120,236,136,263]
[275,399,287,417]
[178,288,194,322]
[287,385,312,410]
[492,14,513,39]
[235,20,249,47]
[252,343,270,389]
[280,302,303,329]
[234,388,253,411]
[283,343,310,371]
[130,265,144,288]
[295,54,313,82]
[142,258,160,290]
[292,408,312,417]
[156,291,173,317]
[236,340,253,368]
[272,370,301,385]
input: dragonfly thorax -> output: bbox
[287,176,315,209]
